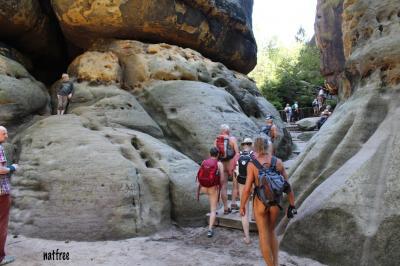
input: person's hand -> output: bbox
[8,163,19,173]
[68,93,72,99]
[11,164,19,171]
[287,205,297,219]
[240,206,246,216]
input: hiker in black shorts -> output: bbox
[235,137,254,244]
[57,73,74,115]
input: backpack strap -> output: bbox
[270,156,277,170]
[250,156,264,170]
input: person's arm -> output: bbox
[231,138,239,154]
[276,159,294,206]
[271,125,278,141]
[240,164,255,216]
[0,164,18,175]
[68,82,74,99]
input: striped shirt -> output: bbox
[0,144,10,195]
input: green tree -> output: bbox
[250,29,324,110]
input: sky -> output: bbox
[252,0,317,47]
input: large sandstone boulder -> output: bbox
[315,0,345,96]
[69,82,164,139]
[295,117,320,131]
[0,55,49,126]
[280,0,400,265]
[138,80,260,162]
[51,0,256,73]
[69,41,292,160]
[10,115,207,240]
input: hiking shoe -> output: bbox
[0,255,15,265]
[207,229,214,238]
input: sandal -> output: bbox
[223,208,232,215]
[0,256,15,266]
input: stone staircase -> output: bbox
[206,182,258,231]
[205,123,310,232]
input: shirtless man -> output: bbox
[214,124,239,214]
[240,136,296,266]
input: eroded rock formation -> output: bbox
[314,0,345,96]
[51,0,257,74]
[0,1,294,241]
[281,0,400,265]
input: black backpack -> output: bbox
[237,151,253,185]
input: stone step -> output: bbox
[206,200,258,232]
[285,124,300,132]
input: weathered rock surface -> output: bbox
[295,117,320,131]
[0,55,49,126]
[0,0,64,65]
[68,51,122,84]
[10,115,207,240]
[315,0,345,96]
[70,41,292,160]
[297,131,317,142]
[281,0,400,265]
[68,82,164,138]
[51,0,256,73]
[138,80,259,162]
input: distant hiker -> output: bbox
[260,116,278,144]
[284,104,292,123]
[317,87,326,111]
[0,126,18,265]
[214,124,239,215]
[236,137,254,244]
[57,73,74,115]
[196,147,223,238]
[240,136,296,266]
[312,98,319,116]
[317,106,332,130]
[292,101,299,122]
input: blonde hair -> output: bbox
[253,135,269,155]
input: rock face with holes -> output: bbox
[139,80,260,162]
[314,0,345,96]
[51,0,256,74]
[10,115,208,240]
[66,41,292,160]
[280,0,400,265]
[0,54,49,126]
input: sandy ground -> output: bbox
[4,226,325,266]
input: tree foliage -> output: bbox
[249,31,324,110]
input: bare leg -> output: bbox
[231,173,239,207]
[267,206,280,266]
[219,164,228,211]
[239,184,250,243]
[254,197,274,266]
[208,187,219,230]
